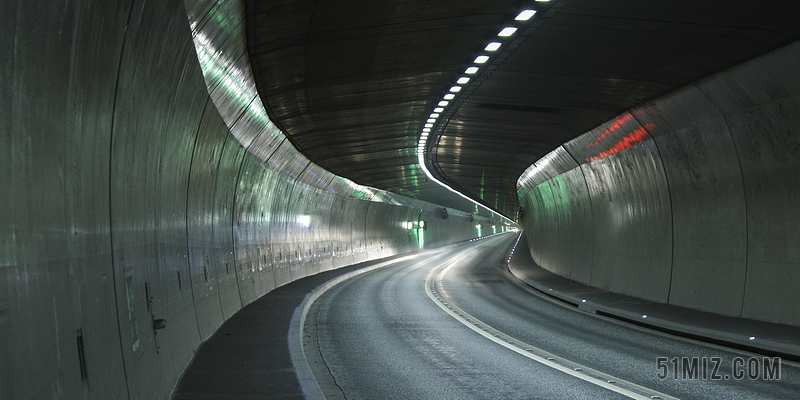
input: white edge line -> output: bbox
[288,254,420,399]
[425,262,680,400]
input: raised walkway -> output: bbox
[507,233,800,362]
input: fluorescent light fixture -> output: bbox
[465,67,479,74]
[474,55,490,64]
[419,221,425,228]
[426,118,435,123]
[449,86,462,92]
[424,123,433,128]
[443,94,455,100]
[422,128,431,132]
[535,0,550,2]
[434,107,444,113]
[438,100,449,106]
[457,77,470,84]
[430,113,440,118]
[498,27,517,37]
[485,42,501,51]
[515,10,536,21]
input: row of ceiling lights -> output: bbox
[415,3,548,220]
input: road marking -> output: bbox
[290,253,425,399]
[424,257,680,400]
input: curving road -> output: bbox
[303,234,800,399]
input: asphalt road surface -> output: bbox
[303,233,800,399]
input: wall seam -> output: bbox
[210,113,230,322]
[570,155,596,287]
[633,113,676,304]
[720,112,750,318]
[286,160,313,283]
[107,1,137,398]
[230,143,247,307]
[184,94,210,340]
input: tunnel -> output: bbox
[3,0,800,399]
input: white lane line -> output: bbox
[289,253,425,400]
[424,258,681,400]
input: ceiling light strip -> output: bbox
[416,6,543,221]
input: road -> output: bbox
[302,233,800,399]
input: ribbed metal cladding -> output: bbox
[516,41,800,326]
[245,0,800,220]
[245,0,519,218]
[436,0,800,219]
[186,0,488,213]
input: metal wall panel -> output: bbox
[108,0,206,397]
[634,91,748,317]
[527,181,560,272]
[580,140,673,303]
[517,39,800,325]
[552,168,594,284]
[517,145,579,193]
[213,134,247,320]
[187,99,229,341]
[1,0,133,398]
[726,96,800,325]
[1,1,496,399]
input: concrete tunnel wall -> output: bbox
[0,0,505,399]
[517,40,800,328]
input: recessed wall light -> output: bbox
[427,118,436,123]
[434,107,444,113]
[474,55,490,64]
[430,113,440,118]
[449,86,462,92]
[485,42,501,51]
[515,10,536,21]
[465,67,479,74]
[457,77,470,84]
[443,94,455,100]
[438,101,449,106]
[425,123,433,128]
[498,27,517,37]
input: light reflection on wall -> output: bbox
[584,114,655,162]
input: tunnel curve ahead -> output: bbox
[304,234,800,399]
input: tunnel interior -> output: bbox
[2,0,800,399]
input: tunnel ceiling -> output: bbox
[244,0,800,219]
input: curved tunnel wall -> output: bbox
[0,1,503,399]
[517,40,800,328]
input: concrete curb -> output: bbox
[506,264,800,361]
